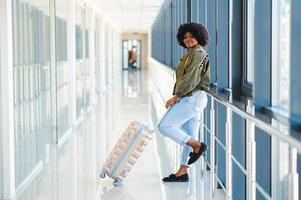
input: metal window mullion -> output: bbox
[271,0,280,196]
[246,102,256,200]
[199,111,206,177]
[34,65,38,98]
[29,65,33,100]
[210,97,216,199]
[288,147,298,200]
[226,107,233,200]
[0,0,16,198]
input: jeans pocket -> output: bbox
[179,96,191,103]
[178,96,195,109]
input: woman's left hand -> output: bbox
[165,96,179,108]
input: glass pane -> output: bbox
[136,40,141,69]
[85,25,91,106]
[247,0,255,83]
[85,29,89,59]
[12,0,52,190]
[273,0,291,110]
[95,17,100,94]
[75,5,84,118]
[123,40,129,69]
[55,0,70,139]
[272,119,290,199]
[271,1,291,197]
[55,1,75,199]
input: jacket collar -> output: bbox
[188,44,203,52]
[180,44,204,60]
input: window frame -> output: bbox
[187,0,191,22]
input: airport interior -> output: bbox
[1,0,301,199]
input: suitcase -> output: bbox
[99,121,154,186]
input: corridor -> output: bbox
[1,0,301,199]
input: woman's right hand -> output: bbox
[165,96,179,108]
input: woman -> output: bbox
[158,22,210,182]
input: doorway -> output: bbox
[122,39,142,70]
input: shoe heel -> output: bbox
[201,144,208,157]
[202,147,208,157]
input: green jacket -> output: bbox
[172,44,211,98]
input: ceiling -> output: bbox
[21,0,164,33]
[94,0,164,33]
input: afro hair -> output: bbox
[176,22,210,48]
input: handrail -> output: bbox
[204,87,301,154]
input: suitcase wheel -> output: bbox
[113,179,123,187]
[99,169,106,178]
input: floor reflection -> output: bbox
[96,69,162,200]
[122,69,143,98]
[162,182,195,200]
[100,186,133,200]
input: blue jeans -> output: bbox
[158,90,207,166]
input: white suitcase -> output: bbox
[99,121,154,186]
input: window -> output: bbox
[12,0,52,188]
[55,17,67,62]
[270,1,291,199]
[272,0,291,111]
[75,25,83,59]
[246,0,255,83]
[55,0,70,139]
[242,0,255,98]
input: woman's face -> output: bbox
[183,32,198,48]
